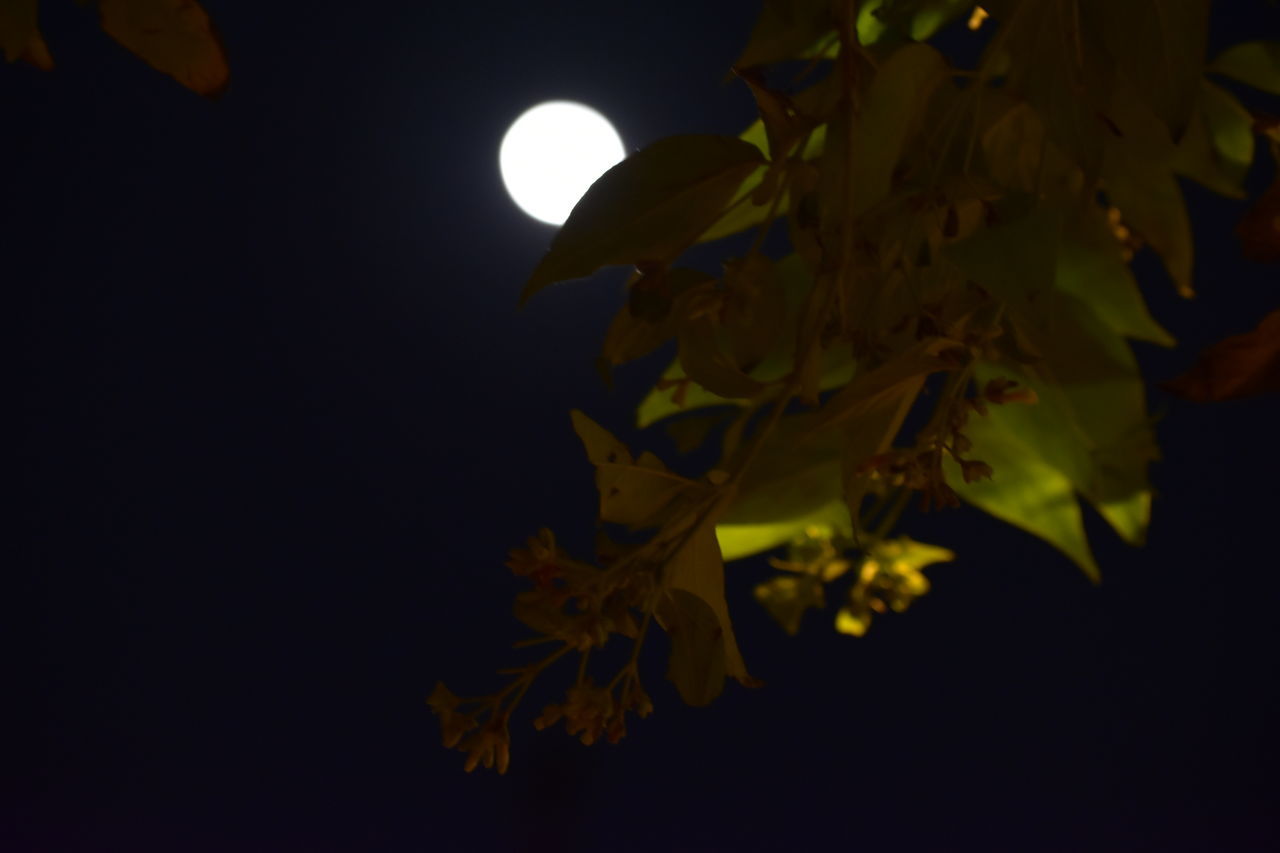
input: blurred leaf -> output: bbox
[1056,207,1175,347]
[99,0,228,96]
[718,498,850,562]
[989,0,1114,178]
[1088,0,1209,136]
[1163,310,1280,402]
[1209,40,1280,95]
[850,42,948,216]
[523,136,764,304]
[1237,172,1280,264]
[0,0,52,68]
[754,575,824,636]
[599,269,716,371]
[1102,83,1194,297]
[570,410,702,528]
[735,0,833,69]
[1173,82,1256,199]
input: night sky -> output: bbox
[14,2,1280,850]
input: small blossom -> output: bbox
[427,682,477,749]
[460,719,511,774]
[506,528,564,589]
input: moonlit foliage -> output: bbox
[499,101,625,226]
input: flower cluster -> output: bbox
[534,673,654,745]
[427,682,512,774]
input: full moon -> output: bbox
[499,101,625,226]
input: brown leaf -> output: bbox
[1163,310,1280,402]
[0,0,53,69]
[1237,175,1280,264]
[99,0,228,97]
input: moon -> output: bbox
[499,101,625,226]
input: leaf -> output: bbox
[754,575,824,636]
[990,0,1115,178]
[946,212,1158,547]
[849,42,949,216]
[1173,82,1256,199]
[0,0,52,69]
[599,269,716,370]
[1089,0,1210,136]
[522,136,764,304]
[661,522,753,705]
[1102,83,1194,297]
[946,414,1102,582]
[717,498,851,562]
[734,0,834,69]
[1056,207,1175,347]
[805,339,947,436]
[696,122,825,244]
[677,317,768,401]
[1237,172,1280,265]
[1209,40,1280,95]
[99,0,229,96]
[570,410,701,528]
[1163,310,1280,403]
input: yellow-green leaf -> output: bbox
[99,0,228,96]
[1209,40,1280,95]
[947,413,1101,582]
[523,136,764,304]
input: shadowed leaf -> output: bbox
[99,0,228,96]
[1163,310,1280,403]
[523,136,764,304]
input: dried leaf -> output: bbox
[1163,310,1280,403]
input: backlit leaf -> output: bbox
[1173,82,1256,199]
[99,0,228,96]
[523,136,765,304]
[1209,40,1280,95]
[718,498,850,562]
[946,413,1101,582]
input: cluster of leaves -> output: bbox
[1,0,227,96]
[432,0,1280,773]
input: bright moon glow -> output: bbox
[499,101,625,226]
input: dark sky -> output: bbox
[13,2,1280,850]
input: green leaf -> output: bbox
[946,414,1101,582]
[599,269,716,370]
[697,122,825,244]
[1102,94,1194,298]
[946,211,1157,547]
[570,410,702,528]
[522,136,765,304]
[99,0,229,96]
[661,522,752,705]
[1209,40,1280,95]
[734,0,834,69]
[850,42,949,216]
[718,498,851,562]
[1056,207,1175,347]
[677,317,768,400]
[1089,0,1210,136]
[754,575,825,636]
[1173,82,1256,199]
